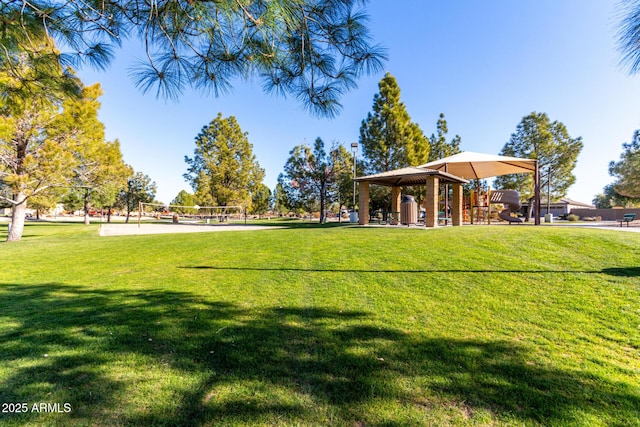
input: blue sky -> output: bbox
[77,0,640,205]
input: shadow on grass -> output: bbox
[181,265,627,276]
[244,219,357,229]
[601,266,640,277]
[0,284,637,426]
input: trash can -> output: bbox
[400,195,418,225]
[349,211,359,223]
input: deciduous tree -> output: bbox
[0,47,86,241]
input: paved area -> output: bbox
[543,221,640,232]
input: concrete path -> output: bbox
[99,222,283,236]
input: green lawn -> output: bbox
[0,221,638,426]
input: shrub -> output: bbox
[566,214,580,221]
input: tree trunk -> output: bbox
[7,193,27,242]
[319,182,326,224]
[83,189,90,225]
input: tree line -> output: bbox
[11,0,640,238]
[1,65,589,244]
[0,73,160,241]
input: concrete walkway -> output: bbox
[99,222,283,236]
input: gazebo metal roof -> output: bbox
[354,167,468,187]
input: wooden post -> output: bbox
[424,177,439,227]
[488,186,491,225]
[358,182,370,225]
[451,183,463,226]
[534,160,541,225]
[391,186,401,213]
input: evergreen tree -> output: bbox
[281,138,351,223]
[250,184,272,218]
[617,0,640,74]
[494,112,582,201]
[359,72,429,173]
[3,0,386,116]
[184,113,265,210]
[171,190,198,214]
[609,129,640,199]
[56,84,131,224]
[333,145,358,216]
[428,113,462,162]
[275,175,298,215]
[359,73,429,210]
[116,172,157,223]
[593,183,640,208]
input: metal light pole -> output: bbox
[351,142,358,210]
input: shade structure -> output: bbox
[418,151,537,180]
[354,167,468,187]
[354,167,468,227]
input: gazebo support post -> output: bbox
[424,176,439,227]
[534,160,541,225]
[391,186,401,213]
[358,182,370,225]
[451,183,463,226]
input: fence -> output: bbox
[570,208,640,221]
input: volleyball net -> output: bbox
[137,202,245,226]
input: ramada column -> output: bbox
[391,186,401,213]
[424,176,439,227]
[358,182,370,225]
[451,183,463,226]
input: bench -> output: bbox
[369,211,399,225]
[619,213,635,227]
[438,211,450,226]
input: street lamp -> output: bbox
[351,142,358,210]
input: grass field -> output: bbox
[0,221,638,426]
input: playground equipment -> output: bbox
[489,190,523,223]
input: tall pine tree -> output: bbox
[494,112,582,200]
[359,73,429,173]
[359,73,429,209]
[428,113,462,162]
[609,129,640,199]
[184,113,265,209]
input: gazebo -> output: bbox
[354,167,468,227]
[420,151,540,225]
[354,152,540,227]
